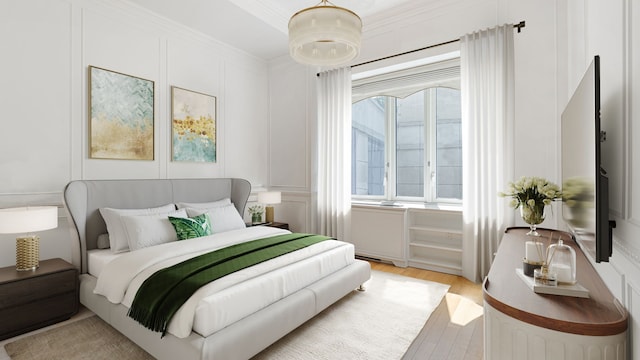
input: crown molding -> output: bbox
[230,0,290,34]
[363,0,470,36]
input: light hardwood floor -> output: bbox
[369,261,484,360]
[1,262,484,360]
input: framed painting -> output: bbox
[89,66,154,160]
[171,86,217,162]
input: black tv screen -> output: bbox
[561,55,613,262]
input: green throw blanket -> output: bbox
[127,233,331,336]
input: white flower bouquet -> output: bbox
[500,176,562,209]
[500,176,562,236]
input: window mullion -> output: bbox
[386,97,396,201]
[424,89,437,202]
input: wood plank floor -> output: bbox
[1,261,484,360]
[369,261,484,360]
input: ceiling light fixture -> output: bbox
[288,0,362,67]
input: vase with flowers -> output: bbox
[500,176,562,236]
[248,205,264,225]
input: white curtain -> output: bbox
[315,67,352,240]
[460,25,515,283]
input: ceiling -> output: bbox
[127,0,418,60]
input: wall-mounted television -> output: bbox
[561,55,615,262]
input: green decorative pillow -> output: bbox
[169,213,213,240]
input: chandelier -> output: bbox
[288,0,362,66]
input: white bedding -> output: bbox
[87,249,121,277]
[93,226,356,338]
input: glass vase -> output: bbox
[251,213,262,225]
[520,203,545,236]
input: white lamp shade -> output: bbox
[258,192,281,205]
[288,5,362,66]
[0,206,58,234]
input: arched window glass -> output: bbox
[352,58,462,203]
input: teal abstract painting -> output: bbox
[171,87,216,162]
[89,66,154,160]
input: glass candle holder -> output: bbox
[548,239,577,284]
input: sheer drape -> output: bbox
[315,67,352,241]
[460,25,515,283]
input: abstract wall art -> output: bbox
[89,66,154,160]
[171,86,216,162]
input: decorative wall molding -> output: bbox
[0,192,65,208]
[266,58,313,191]
[622,0,631,221]
[279,192,312,233]
[613,237,640,273]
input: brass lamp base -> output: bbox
[265,206,275,223]
[16,235,39,271]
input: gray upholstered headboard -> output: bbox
[63,178,251,273]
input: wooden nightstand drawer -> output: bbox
[0,291,78,339]
[0,258,79,341]
[0,269,76,308]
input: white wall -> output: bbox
[562,0,640,357]
[0,0,270,267]
[265,55,317,233]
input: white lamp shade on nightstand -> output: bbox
[0,206,58,234]
[257,192,281,205]
[258,192,281,223]
[0,206,58,271]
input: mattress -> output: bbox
[92,226,356,338]
[87,249,121,277]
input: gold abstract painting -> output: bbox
[171,87,216,162]
[89,66,154,160]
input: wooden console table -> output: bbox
[483,227,628,359]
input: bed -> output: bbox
[63,178,371,360]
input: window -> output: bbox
[351,58,462,203]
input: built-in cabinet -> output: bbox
[350,205,407,267]
[407,208,463,275]
[350,204,463,274]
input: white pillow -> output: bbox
[99,204,176,253]
[176,198,231,210]
[186,203,246,234]
[121,209,188,251]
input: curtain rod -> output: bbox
[350,20,525,69]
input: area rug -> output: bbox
[252,270,449,359]
[5,270,448,360]
[4,315,153,360]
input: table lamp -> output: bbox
[258,192,281,223]
[0,206,58,271]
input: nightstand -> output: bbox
[246,222,290,230]
[0,258,79,340]
[266,222,289,230]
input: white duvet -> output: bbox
[93,226,355,338]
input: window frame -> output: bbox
[351,58,462,205]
